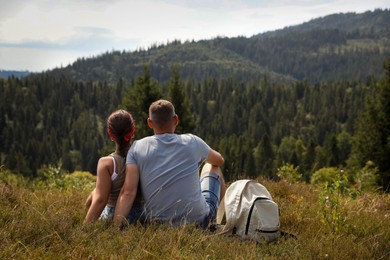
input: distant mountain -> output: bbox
[230,9,390,82]
[50,40,295,84]
[261,9,390,36]
[48,9,390,84]
[0,70,30,79]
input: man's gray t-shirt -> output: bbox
[126,133,211,225]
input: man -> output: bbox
[114,99,225,228]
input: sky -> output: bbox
[0,0,388,72]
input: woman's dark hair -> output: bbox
[107,109,135,157]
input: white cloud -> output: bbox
[0,47,92,71]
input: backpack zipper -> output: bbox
[245,197,269,235]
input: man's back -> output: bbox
[127,133,210,225]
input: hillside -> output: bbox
[214,9,390,82]
[48,9,390,84]
[49,40,295,84]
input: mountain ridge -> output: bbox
[10,9,390,84]
[216,9,390,82]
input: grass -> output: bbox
[1,171,389,259]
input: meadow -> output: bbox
[1,166,389,259]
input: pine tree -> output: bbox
[351,60,390,189]
[122,66,162,138]
[168,66,195,134]
[302,141,316,181]
[254,134,275,178]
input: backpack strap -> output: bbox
[280,231,297,239]
[216,196,226,224]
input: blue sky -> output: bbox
[0,0,388,72]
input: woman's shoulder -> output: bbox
[96,155,115,178]
[98,155,115,167]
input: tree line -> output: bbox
[1,61,389,189]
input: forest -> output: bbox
[1,60,389,190]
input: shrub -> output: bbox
[355,161,380,192]
[0,165,29,187]
[318,173,349,234]
[34,163,67,189]
[64,171,96,191]
[311,167,340,185]
[34,163,96,191]
[276,163,302,184]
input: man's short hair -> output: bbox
[149,99,176,127]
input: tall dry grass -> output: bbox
[1,169,389,259]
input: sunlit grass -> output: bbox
[1,169,389,259]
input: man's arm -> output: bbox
[114,164,139,227]
[206,148,224,167]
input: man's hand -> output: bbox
[114,164,140,228]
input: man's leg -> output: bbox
[200,163,226,199]
[200,163,226,225]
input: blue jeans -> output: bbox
[200,172,221,227]
[100,204,143,224]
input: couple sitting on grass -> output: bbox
[84,99,226,229]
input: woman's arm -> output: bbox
[83,157,113,224]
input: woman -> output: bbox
[84,109,142,224]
